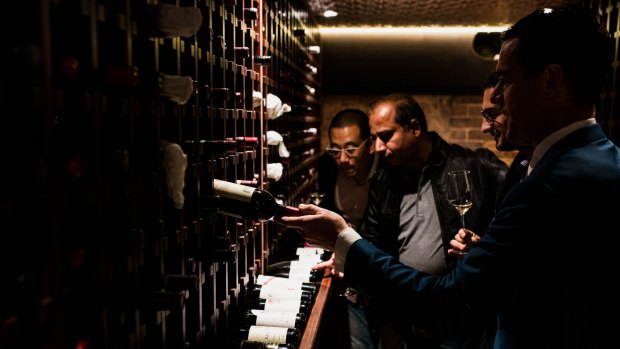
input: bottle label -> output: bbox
[289,260,318,271]
[296,247,325,256]
[256,275,303,289]
[295,254,323,263]
[252,310,298,328]
[285,273,310,283]
[247,325,288,344]
[263,298,302,312]
[213,179,254,203]
[259,285,304,301]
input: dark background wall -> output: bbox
[320,30,499,95]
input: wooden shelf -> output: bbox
[299,271,333,349]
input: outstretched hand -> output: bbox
[274,204,348,251]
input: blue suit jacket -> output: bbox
[345,124,620,348]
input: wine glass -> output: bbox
[447,169,473,234]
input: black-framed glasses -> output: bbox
[326,139,368,158]
[481,107,501,124]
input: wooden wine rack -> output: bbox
[0,0,324,348]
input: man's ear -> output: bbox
[542,63,564,98]
[409,119,421,134]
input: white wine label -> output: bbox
[247,325,288,344]
[251,309,297,315]
[296,247,324,256]
[213,179,254,203]
[263,298,302,312]
[259,286,304,300]
[285,272,310,282]
[254,311,297,328]
[289,260,318,271]
[256,275,303,289]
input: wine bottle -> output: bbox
[270,270,320,283]
[243,8,259,21]
[211,87,230,104]
[235,136,259,150]
[248,298,311,316]
[236,179,260,186]
[239,340,296,349]
[146,2,203,38]
[243,309,306,330]
[267,261,324,282]
[235,47,251,59]
[103,66,194,104]
[253,56,272,66]
[249,284,314,303]
[212,179,301,221]
[295,247,332,262]
[238,325,300,346]
[204,139,236,156]
[255,275,317,294]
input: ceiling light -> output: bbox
[323,10,338,18]
[308,45,321,54]
[319,26,508,35]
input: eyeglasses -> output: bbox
[481,107,501,125]
[326,139,368,158]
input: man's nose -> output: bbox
[374,138,386,152]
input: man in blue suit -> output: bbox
[278,5,620,348]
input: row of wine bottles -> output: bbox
[231,247,329,348]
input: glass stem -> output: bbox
[460,214,465,228]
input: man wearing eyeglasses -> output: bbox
[315,108,379,349]
[317,108,379,230]
[449,73,534,257]
[480,72,531,195]
[358,93,507,349]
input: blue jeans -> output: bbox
[347,300,376,349]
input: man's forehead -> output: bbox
[496,39,519,76]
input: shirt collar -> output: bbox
[527,118,596,175]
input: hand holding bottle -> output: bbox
[274,204,348,251]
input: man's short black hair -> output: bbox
[501,5,612,104]
[329,109,371,141]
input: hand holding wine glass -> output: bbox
[447,170,473,255]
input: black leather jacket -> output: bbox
[316,152,340,214]
[359,131,508,272]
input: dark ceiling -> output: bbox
[306,0,583,27]
[308,0,586,95]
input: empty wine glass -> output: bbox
[447,169,473,230]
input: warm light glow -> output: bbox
[323,10,338,17]
[308,45,321,54]
[319,26,508,35]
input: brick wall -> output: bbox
[321,94,518,166]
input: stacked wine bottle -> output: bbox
[231,246,330,349]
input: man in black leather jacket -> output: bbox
[358,93,507,349]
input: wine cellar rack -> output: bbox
[0,0,322,348]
